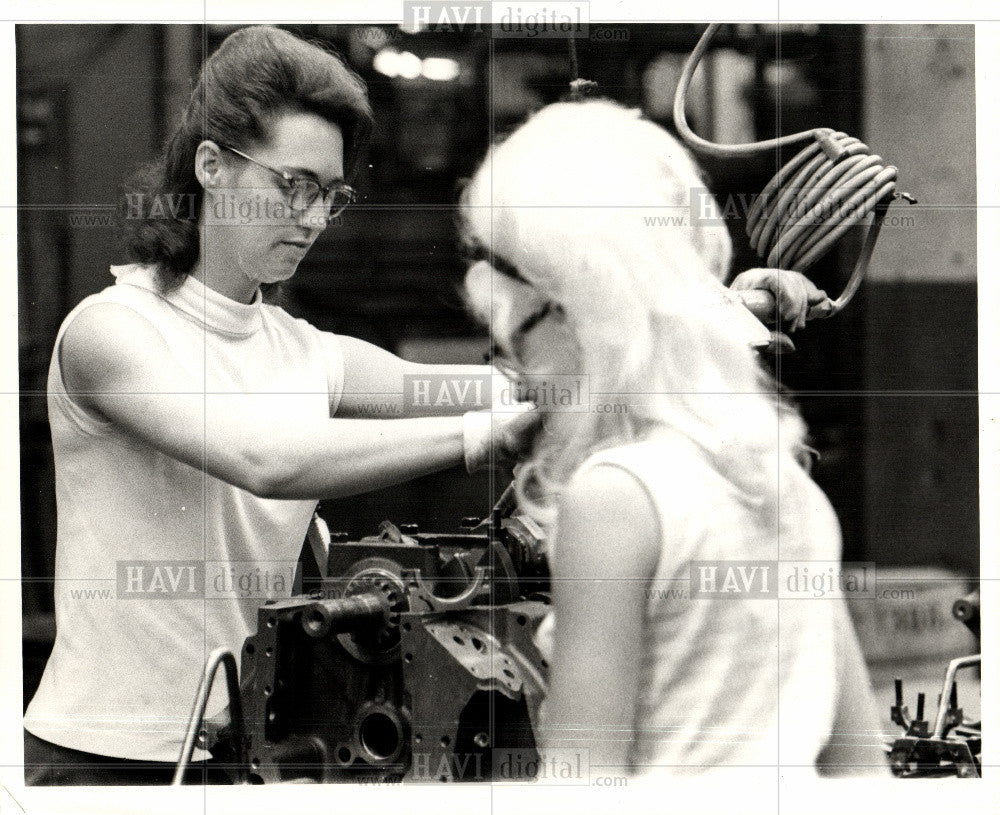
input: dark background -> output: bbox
[17,24,978,702]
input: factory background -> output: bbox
[16,24,978,707]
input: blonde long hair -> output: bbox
[461,100,806,524]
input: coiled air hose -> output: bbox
[674,24,915,318]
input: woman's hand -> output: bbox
[730,268,830,332]
[463,404,541,472]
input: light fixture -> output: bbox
[373,48,461,82]
[421,57,461,82]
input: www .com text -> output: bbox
[645,586,916,601]
[643,215,687,227]
[352,402,404,416]
[68,212,114,228]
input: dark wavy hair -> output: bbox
[121,26,373,291]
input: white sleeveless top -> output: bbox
[24,264,345,761]
[546,431,843,775]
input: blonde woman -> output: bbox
[461,100,886,778]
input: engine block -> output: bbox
[208,514,551,783]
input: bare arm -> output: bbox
[60,303,469,500]
[338,335,495,418]
[541,464,660,773]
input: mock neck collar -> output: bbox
[111,264,263,337]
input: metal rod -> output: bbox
[172,647,247,785]
[931,654,980,739]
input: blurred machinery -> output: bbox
[178,506,984,783]
[886,589,981,777]
[175,493,551,784]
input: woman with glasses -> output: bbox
[461,100,886,779]
[23,25,535,784]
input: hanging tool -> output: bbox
[674,24,917,324]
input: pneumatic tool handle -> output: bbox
[737,288,835,325]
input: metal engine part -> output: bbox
[207,513,550,783]
[886,588,981,778]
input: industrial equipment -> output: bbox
[174,501,551,784]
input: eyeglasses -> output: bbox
[220,145,356,219]
[467,248,564,374]
[467,242,531,286]
[488,300,565,381]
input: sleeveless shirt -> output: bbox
[546,431,844,774]
[24,264,344,761]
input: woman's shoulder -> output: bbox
[578,432,711,497]
[573,431,732,547]
[558,456,662,578]
[259,300,334,340]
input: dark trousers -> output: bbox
[23,730,232,786]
